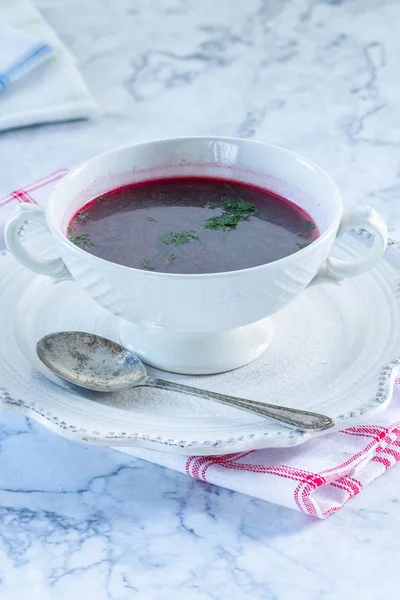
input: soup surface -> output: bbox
[67,176,319,274]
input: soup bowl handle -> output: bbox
[309,206,388,286]
[4,204,73,283]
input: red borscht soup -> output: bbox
[67,176,319,274]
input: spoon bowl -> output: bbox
[37,331,148,392]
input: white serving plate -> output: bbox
[1,230,400,455]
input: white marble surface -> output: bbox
[1,0,400,598]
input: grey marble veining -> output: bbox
[0,0,400,598]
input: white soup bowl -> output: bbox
[5,137,388,374]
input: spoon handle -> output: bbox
[145,378,334,431]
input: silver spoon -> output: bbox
[36,331,334,431]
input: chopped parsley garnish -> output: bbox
[304,220,315,231]
[296,242,311,250]
[164,253,177,264]
[205,213,243,231]
[204,197,257,232]
[141,259,155,271]
[96,192,114,204]
[69,234,94,249]
[160,231,199,246]
[76,210,89,223]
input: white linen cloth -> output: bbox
[0,20,52,89]
[0,0,96,131]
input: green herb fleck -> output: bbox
[69,234,94,249]
[204,197,257,232]
[296,242,311,250]
[160,231,199,246]
[205,213,242,231]
[304,220,315,231]
[164,253,177,264]
[223,197,256,214]
[76,210,89,223]
[96,193,110,204]
[141,259,155,271]
[67,226,75,235]
[205,201,219,209]
[147,217,156,222]
[158,192,169,199]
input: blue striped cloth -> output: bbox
[0,22,52,91]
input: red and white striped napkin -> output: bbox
[2,170,400,519]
